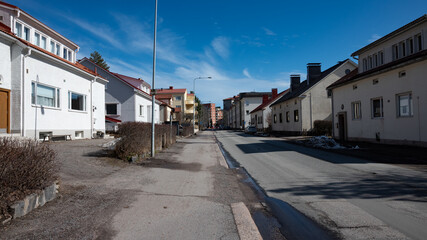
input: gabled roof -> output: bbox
[352,15,427,57]
[250,89,289,114]
[112,72,151,89]
[272,60,350,106]
[156,94,173,99]
[328,49,427,90]
[0,23,103,80]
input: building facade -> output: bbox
[271,60,357,134]
[0,2,107,139]
[327,15,427,146]
[156,86,195,124]
[79,58,162,132]
[250,88,288,131]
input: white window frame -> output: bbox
[68,91,87,112]
[378,51,384,65]
[14,21,22,37]
[139,105,144,117]
[31,81,60,109]
[396,92,413,117]
[351,101,362,120]
[371,97,383,118]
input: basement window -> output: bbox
[353,84,358,90]
[373,79,379,85]
[399,71,406,78]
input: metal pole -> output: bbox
[151,0,158,157]
[193,78,196,134]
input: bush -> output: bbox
[115,122,177,161]
[310,120,332,136]
[180,124,194,137]
[0,137,57,219]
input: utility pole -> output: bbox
[151,0,158,157]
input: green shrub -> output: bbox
[115,122,177,161]
[0,137,57,219]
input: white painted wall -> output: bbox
[240,97,263,128]
[0,38,12,90]
[332,59,427,145]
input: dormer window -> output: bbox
[415,34,422,52]
[14,22,22,37]
[23,27,30,41]
[392,44,399,60]
[63,48,68,59]
[407,38,414,55]
[56,43,60,56]
[363,58,368,71]
[34,32,40,46]
[50,41,55,53]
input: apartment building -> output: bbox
[327,15,427,146]
[156,86,195,124]
[271,60,357,134]
[0,2,107,139]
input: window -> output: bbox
[41,36,47,49]
[68,50,72,61]
[392,44,399,60]
[399,71,406,78]
[368,56,373,69]
[176,105,181,109]
[351,101,362,120]
[363,58,367,71]
[279,113,283,123]
[397,93,413,117]
[34,32,40,46]
[294,110,299,122]
[373,79,379,85]
[246,110,249,115]
[327,89,332,98]
[399,41,406,57]
[373,54,378,67]
[415,34,422,52]
[63,48,68,60]
[31,82,60,108]
[274,114,277,123]
[175,96,181,100]
[286,111,290,122]
[15,22,22,37]
[56,43,60,56]
[23,27,30,41]
[379,51,384,65]
[106,104,118,115]
[407,38,414,55]
[139,105,144,116]
[353,84,358,90]
[50,41,55,53]
[371,97,383,118]
[68,91,86,111]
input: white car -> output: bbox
[245,126,257,134]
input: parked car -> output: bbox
[245,126,257,134]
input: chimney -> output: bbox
[272,88,278,98]
[169,86,173,89]
[290,74,301,92]
[262,94,269,104]
[307,63,321,85]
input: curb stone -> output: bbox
[231,202,263,240]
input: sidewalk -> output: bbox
[1,132,275,239]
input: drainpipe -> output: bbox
[331,91,335,138]
[90,77,96,138]
[309,92,313,130]
[22,47,32,137]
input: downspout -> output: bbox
[331,90,335,138]
[90,77,96,138]
[309,92,313,130]
[22,47,32,137]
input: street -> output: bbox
[215,130,427,240]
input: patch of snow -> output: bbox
[101,138,121,150]
[307,136,346,149]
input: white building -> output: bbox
[327,15,427,146]
[0,2,107,139]
[271,60,357,134]
[250,89,288,131]
[79,58,165,132]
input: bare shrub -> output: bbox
[0,137,57,219]
[180,124,194,137]
[115,122,177,161]
[309,120,333,136]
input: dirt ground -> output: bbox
[0,137,284,240]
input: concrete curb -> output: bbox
[9,181,59,220]
[231,202,263,240]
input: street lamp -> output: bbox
[193,76,212,134]
[150,0,158,157]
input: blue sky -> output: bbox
[8,0,427,107]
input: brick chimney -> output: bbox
[262,94,269,104]
[169,86,173,89]
[272,88,278,98]
[290,74,301,92]
[307,63,321,85]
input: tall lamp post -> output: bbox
[193,76,211,134]
[150,0,158,157]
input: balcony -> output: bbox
[185,99,194,105]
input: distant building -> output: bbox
[201,103,216,128]
[215,107,223,126]
[327,15,427,146]
[156,86,195,124]
[0,2,107,139]
[271,60,357,134]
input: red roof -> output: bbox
[157,88,187,94]
[174,107,182,113]
[112,72,151,89]
[105,116,121,123]
[156,94,172,99]
[250,89,289,114]
[187,93,194,96]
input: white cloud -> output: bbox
[262,27,277,36]
[211,36,230,59]
[368,34,381,43]
[243,68,252,79]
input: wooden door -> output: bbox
[0,89,10,133]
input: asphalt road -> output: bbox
[215,130,427,240]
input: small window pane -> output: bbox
[352,102,362,120]
[15,22,22,37]
[50,41,55,53]
[372,98,383,118]
[398,94,412,117]
[23,27,30,41]
[106,104,117,115]
[34,32,40,46]
[70,92,85,111]
[63,48,67,59]
[56,44,60,56]
[294,110,299,122]
[41,36,47,49]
